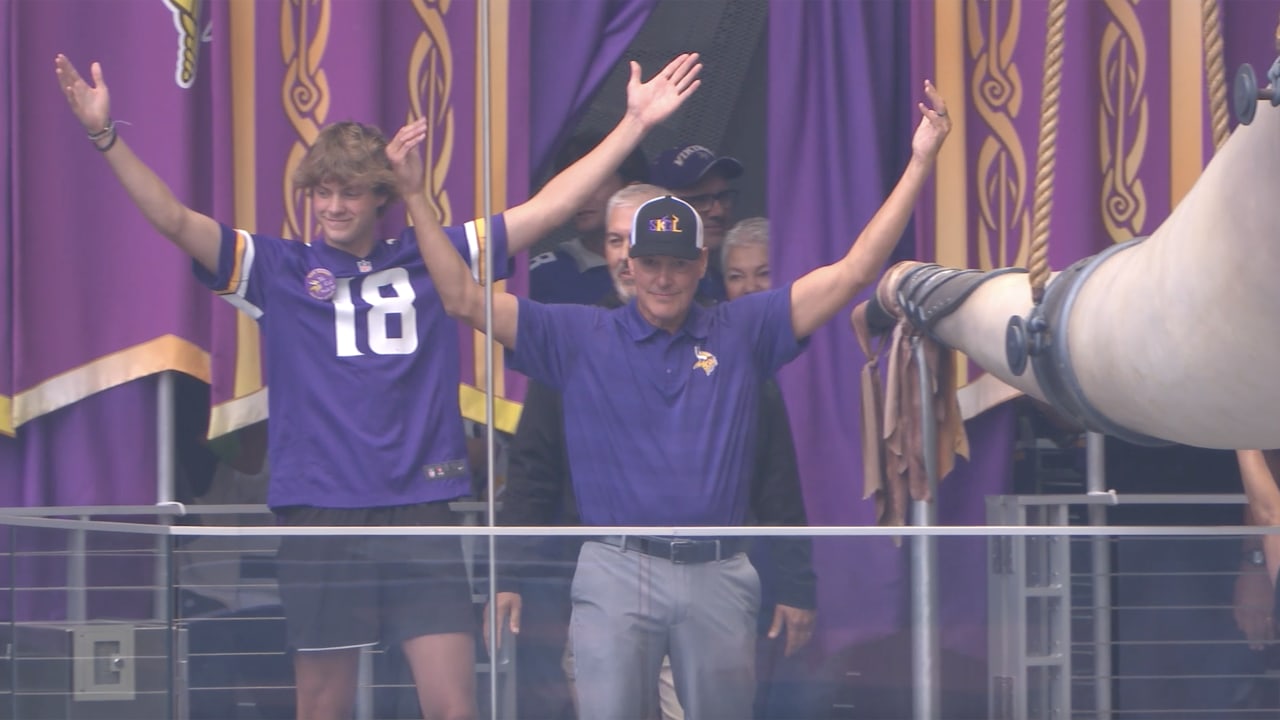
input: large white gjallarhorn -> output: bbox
[875,98,1280,450]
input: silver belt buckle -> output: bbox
[668,539,698,564]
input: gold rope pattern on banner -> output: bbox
[1202,0,1230,151]
[1027,0,1067,303]
[408,0,455,227]
[967,0,1029,271]
[1098,0,1149,244]
[280,0,332,243]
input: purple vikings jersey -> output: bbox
[195,218,508,509]
[529,238,613,305]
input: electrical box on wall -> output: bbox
[0,622,186,720]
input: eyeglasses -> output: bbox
[680,189,738,212]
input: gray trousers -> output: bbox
[569,540,760,720]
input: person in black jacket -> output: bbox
[486,188,816,719]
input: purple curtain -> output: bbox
[529,0,659,176]
[768,1,912,654]
[769,1,1017,664]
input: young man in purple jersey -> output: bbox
[55,51,701,720]
[410,80,950,718]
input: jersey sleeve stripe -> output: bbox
[215,229,252,295]
[216,230,264,319]
[465,219,486,284]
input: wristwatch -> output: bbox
[1245,548,1267,567]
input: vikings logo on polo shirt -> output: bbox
[305,267,336,300]
[693,346,718,376]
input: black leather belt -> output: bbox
[594,535,746,564]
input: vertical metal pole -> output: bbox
[156,371,176,623]
[156,372,178,715]
[67,516,87,622]
[912,338,941,720]
[1085,432,1112,719]
[355,648,374,719]
[477,2,500,718]
[157,372,176,505]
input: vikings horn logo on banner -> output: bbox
[163,0,207,88]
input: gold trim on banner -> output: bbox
[968,0,1029,271]
[957,373,1026,421]
[935,0,969,271]
[1169,1,1205,207]
[10,336,211,431]
[471,0,509,409]
[409,0,456,227]
[208,388,269,439]
[280,0,332,243]
[0,396,11,436]
[1099,0,1149,242]
[937,0,971,396]
[207,0,267,440]
[459,384,521,434]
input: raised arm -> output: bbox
[789,80,951,339]
[501,53,702,253]
[55,54,221,272]
[388,118,520,347]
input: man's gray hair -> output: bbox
[721,216,769,267]
[607,183,672,215]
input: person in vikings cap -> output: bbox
[650,143,745,300]
[55,49,702,720]
[412,78,952,719]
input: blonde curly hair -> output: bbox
[293,121,399,212]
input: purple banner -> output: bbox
[1,0,12,430]
[1,0,536,437]
[9,0,220,433]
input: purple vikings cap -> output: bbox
[629,196,704,260]
[650,144,744,189]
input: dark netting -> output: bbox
[532,0,768,254]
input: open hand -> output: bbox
[912,79,951,162]
[386,117,429,198]
[768,604,817,657]
[55,54,111,135]
[482,591,522,654]
[625,52,703,129]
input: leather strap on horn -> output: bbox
[852,298,970,529]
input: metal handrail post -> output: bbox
[912,337,941,719]
[1086,432,1112,719]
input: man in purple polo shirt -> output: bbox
[56,49,702,720]
[410,80,950,719]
